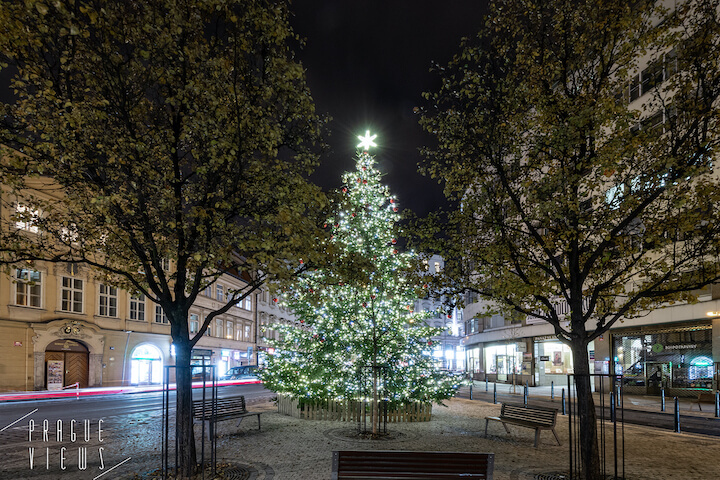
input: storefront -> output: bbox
[129,343,164,385]
[534,337,574,386]
[483,341,532,385]
[612,322,715,396]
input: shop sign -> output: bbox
[539,355,550,361]
[221,349,231,358]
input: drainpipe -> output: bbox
[121,330,132,386]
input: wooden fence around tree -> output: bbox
[276,395,432,422]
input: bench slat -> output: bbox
[332,451,494,480]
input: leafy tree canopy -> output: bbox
[418,0,720,346]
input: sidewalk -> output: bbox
[463,380,720,418]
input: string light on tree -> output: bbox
[261,131,460,414]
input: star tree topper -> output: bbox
[357,130,377,151]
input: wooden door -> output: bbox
[64,352,89,388]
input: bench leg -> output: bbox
[534,428,540,448]
[257,413,261,431]
[552,428,561,446]
[500,421,510,434]
[485,419,489,437]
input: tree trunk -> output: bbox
[572,341,601,480]
[175,340,197,478]
[372,366,379,435]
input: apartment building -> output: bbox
[459,0,720,397]
[0,256,261,391]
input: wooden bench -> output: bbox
[694,392,717,412]
[331,450,494,480]
[485,403,560,447]
[192,395,261,439]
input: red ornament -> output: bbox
[371,295,376,299]
[390,199,395,204]
[393,207,398,212]
[447,314,452,318]
[393,249,398,254]
[342,187,347,193]
[299,259,304,264]
[363,180,368,184]
[391,238,397,244]
[362,302,367,307]
[363,166,367,170]
[423,284,428,289]
[352,213,356,217]
[273,298,278,303]
[323,223,327,228]
[357,178,361,183]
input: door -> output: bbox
[496,355,508,382]
[64,352,89,388]
[45,339,90,389]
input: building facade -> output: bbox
[0,260,261,391]
[462,286,720,396]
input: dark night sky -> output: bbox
[290,1,487,217]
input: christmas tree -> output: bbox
[261,132,460,431]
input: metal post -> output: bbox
[493,383,497,404]
[661,388,665,412]
[469,382,473,400]
[610,392,616,423]
[674,397,680,433]
[551,381,554,400]
[523,383,528,406]
[715,391,719,418]
[561,388,566,415]
[485,377,488,392]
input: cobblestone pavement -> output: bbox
[2,395,719,480]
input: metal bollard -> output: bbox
[610,392,616,423]
[674,397,680,433]
[661,388,665,412]
[561,388,566,415]
[551,381,554,400]
[469,383,473,400]
[485,377,488,392]
[715,391,719,418]
[493,383,497,404]
[524,383,528,406]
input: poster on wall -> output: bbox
[47,360,64,390]
[553,351,563,366]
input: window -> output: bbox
[641,59,663,95]
[189,313,199,334]
[130,294,145,321]
[154,305,169,324]
[226,321,233,339]
[217,319,223,337]
[629,74,640,102]
[15,269,42,307]
[434,261,441,273]
[204,285,212,297]
[14,205,40,233]
[244,324,251,341]
[160,258,171,271]
[244,297,252,311]
[216,284,224,301]
[61,277,83,313]
[98,284,118,317]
